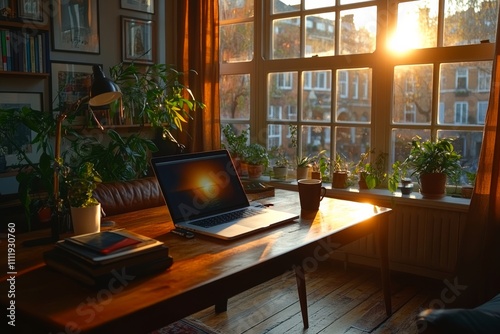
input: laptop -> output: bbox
[151,150,299,240]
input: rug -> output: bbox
[150,318,220,334]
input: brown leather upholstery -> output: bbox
[93,177,165,216]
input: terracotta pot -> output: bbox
[419,173,446,199]
[296,166,310,180]
[358,173,368,189]
[311,171,321,180]
[332,171,348,189]
[247,164,263,179]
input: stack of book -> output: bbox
[44,229,173,287]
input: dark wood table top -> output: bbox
[0,189,391,333]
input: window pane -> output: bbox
[273,0,300,14]
[272,17,301,59]
[268,72,298,121]
[305,12,335,57]
[305,0,333,10]
[438,61,492,125]
[267,124,294,161]
[389,0,438,51]
[302,125,331,161]
[335,126,371,163]
[336,68,372,123]
[438,130,483,182]
[220,23,254,63]
[340,6,377,54]
[444,0,498,46]
[220,74,251,120]
[303,70,332,122]
[393,64,433,125]
[220,0,254,20]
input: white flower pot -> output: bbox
[71,203,101,235]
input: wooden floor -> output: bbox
[190,258,443,334]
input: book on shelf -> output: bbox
[44,229,173,286]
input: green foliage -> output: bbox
[110,62,205,142]
[407,136,461,176]
[221,124,249,157]
[243,143,269,167]
[270,146,290,168]
[310,150,330,181]
[388,136,462,193]
[354,149,388,189]
[65,129,158,182]
[65,162,102,208]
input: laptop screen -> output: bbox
[151,150,250,223]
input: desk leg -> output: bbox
[215,299,228,313]
[294,266,309,329]
[377,217,392,316]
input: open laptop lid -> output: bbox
[151,150,250,224]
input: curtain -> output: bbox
[456,20,500,306]
[175,0,220,152]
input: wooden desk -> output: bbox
[0,189,392,333]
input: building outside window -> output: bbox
[219,0,498,184]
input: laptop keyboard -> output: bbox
[191,208,263,228]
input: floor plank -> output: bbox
[190,259,441,334]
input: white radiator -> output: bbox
[331,203,468,279]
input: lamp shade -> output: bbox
[89,65,122,107]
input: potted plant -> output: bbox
[354,149,388,190]
[270,146,289,180]
[110,62,205,154]
[310,150,329,181]
[221,124,249,176]
[331,153,349,189]
[65,162,102,235]
[404,136,462,198]
[243,143,269,179]
[289,125,311,180]
[387,160,413,194]
[461,169,476,198]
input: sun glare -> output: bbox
[387,15,422,53]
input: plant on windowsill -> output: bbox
[387,160,413,194]
[354,149,388,190]
[289,124,311,180]
[390,136,462,198]
[270,146,290,180]
[309,150,329,181]
[331,153,349,189]
[221,124,249,176]
[243,143,269,179]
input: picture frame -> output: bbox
[121,16,154,64]
[18,0,43,21]
[0,92,43,166]
[50,62,96,117]
[120,0,154,14]
[51,0,100,54]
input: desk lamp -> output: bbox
[24,65,122,246]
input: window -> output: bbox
[220,0,498,185]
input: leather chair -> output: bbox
[416,293,500,333]
[93,177,165,217]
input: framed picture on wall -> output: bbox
[0,92,43,166]
[50,62,96,117]
[51,0,100,54]
[120,0,154,14]
[121,16,153,64]
[18,0,43,21]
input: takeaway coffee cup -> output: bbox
[298,179,326,211]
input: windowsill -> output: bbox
[265,179,471,212]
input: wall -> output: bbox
[0,0,168,194]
